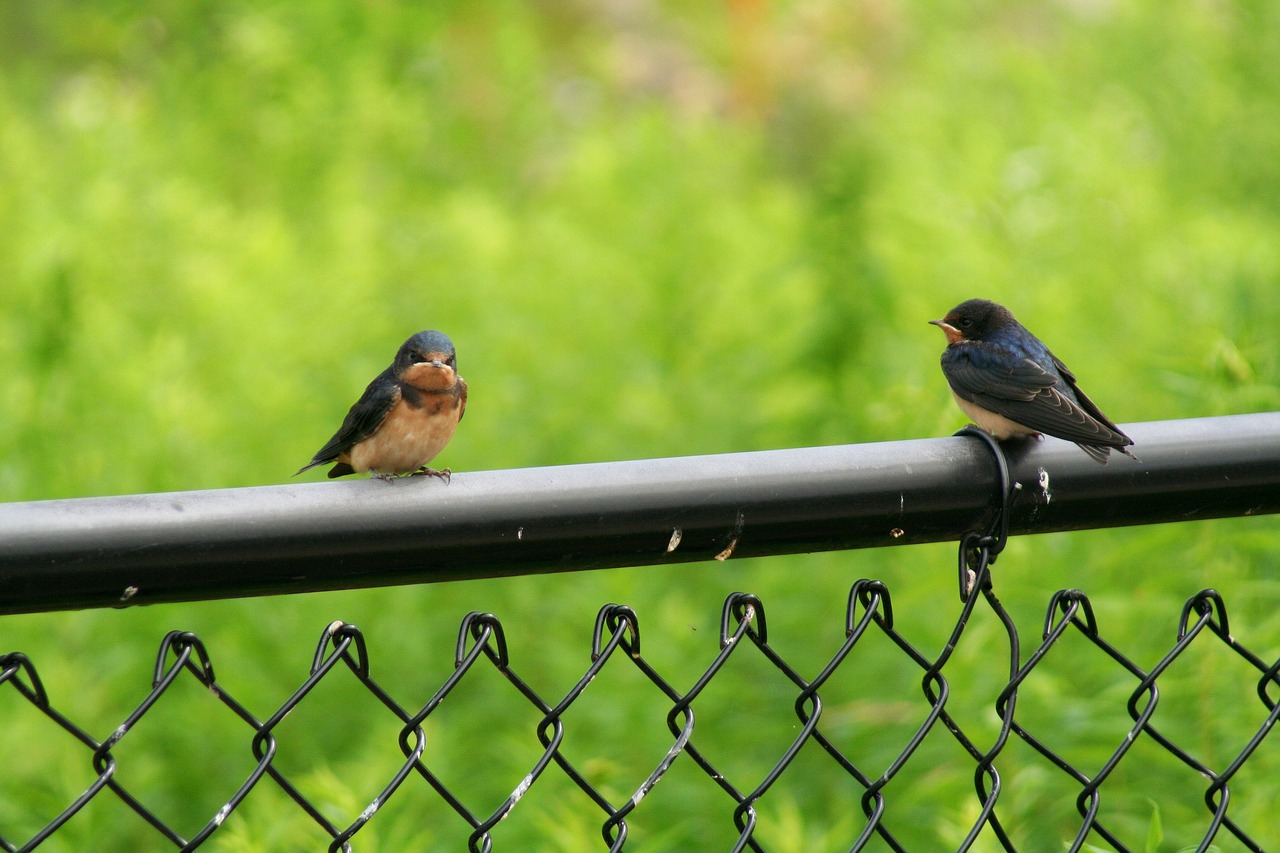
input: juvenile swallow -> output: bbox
[930,299,1135,464]
[296,330,467,480]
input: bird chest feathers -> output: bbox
[347,387,463,476]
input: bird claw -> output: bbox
[411,466,452,483]
[367,467,452,483]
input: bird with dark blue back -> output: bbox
[930,299,1135,464]
[297,330,467,480]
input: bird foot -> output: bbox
[411,466,452,483]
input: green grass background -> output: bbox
[1,0,1279,850]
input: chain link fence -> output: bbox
[3,532,1277,852]
[3,423,1279,851]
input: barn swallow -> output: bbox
[930,299,1135,464]
[296,330,467,480]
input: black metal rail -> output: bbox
[1,413,1277,614]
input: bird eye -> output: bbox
[959,318,973,328]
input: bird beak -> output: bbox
[929,318,965,345]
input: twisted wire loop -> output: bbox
[2,515,1278,849]
[271,621,427,853]
[1142,591,1279,853]
[409,611,564,853]
[0,653,109,851]
[934,427,1021,851]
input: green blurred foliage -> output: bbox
[1,0,1278,850]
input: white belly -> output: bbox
[953,392,1036,440]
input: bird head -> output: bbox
[394,330,460,390]
[929,299,1014,344]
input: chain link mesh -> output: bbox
[3,570,1277,851]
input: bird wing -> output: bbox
[295,369,401,474]
[943,347,1131,447]
[1050,354,1128,435]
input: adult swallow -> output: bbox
[296,330,467,480]
[930,299,1135,464]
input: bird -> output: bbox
[929,299,1135,464]
[296,330,467,480]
